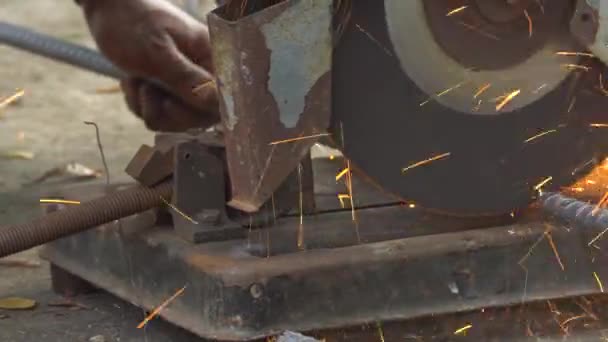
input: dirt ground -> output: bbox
[2,1,608,341]
[0,1,213,341]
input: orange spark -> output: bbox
[346,159,356,222]
[567,97,576,113]
[523,9,533,38]
[590,123,608,128]
[556,51,594,57]
[39,199,81,205]
[298,164,304,249]
[402,152,451,173]
[420,81,468,106]
[337,194,351,208]
[534,176,553,191]
[594,272,604,292]
[561,64,590,72]
[545,231,565,271]
[269,133,330,146]
[409,203,416,209]
[160,197,199,224]
[458,21,500,40]
[446,5,468,16]
[355,24,393,57]
[592,191,608,216]
[560,315,586,328]
[0,89,25,109]
[524,129,557,143]
[335,167,350,182]
[569,187,584,193]
[587,180,597,185]
[588,227,608,246]
[496,89,521,111]
[473,83,491,99]
[137,285,187,329]
[454,324,472,335]
[193,80,215,93]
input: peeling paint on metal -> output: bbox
[261,0,332,128]
[213,36,238,130]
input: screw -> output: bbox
[250,283,263,299]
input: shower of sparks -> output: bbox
[39,199,81,205]
[545,231,565,271]
[569,187,585,193]
[594,272,604,293]
[523,10,533,38]
[561,64,590,72]
[524,129,558,143]
[556,51,595,57]
[355,24,393,56]
[402,152,451,173]
[496,89,521,111]
[269,133,330,146]
[420,81,468,106]
[335,167,350,181]
[338,194,351,208]
[590,123,608,128]
[0,89,25,109]
[160,197,199,224]
[592,191,608,216]
[446,5,468,16]
[534,176,553,191]
[376,322,386,342]
[588,227,608,246]
[454,324,472,335]
[473,83,491,99]
[587,180,597,185]
[458,21,500,40]
[137,285,187,329]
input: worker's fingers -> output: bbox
[166,22,214,72]
[120,77,143,117]
[140,32,218,113]
[137,82,220,132]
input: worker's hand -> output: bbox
[78,0,219,131]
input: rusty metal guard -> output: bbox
[208,0,332,213]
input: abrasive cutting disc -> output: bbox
[331,0,605,215]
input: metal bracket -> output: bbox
[172,140,245,243]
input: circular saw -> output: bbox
[331,0,606,215]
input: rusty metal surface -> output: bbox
[208,0,332,213]
[39,184,608,340]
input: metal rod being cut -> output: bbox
[0,20,123,79]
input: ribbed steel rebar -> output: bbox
[540,192,608,230]
[0,181,172,258]
[0,21,123,79]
